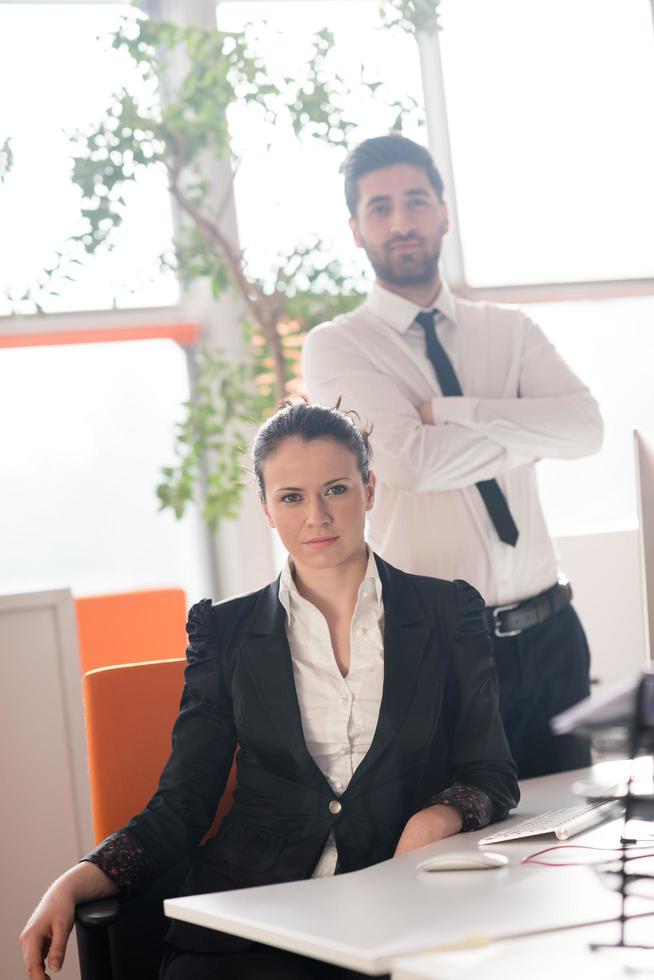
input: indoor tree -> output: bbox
[23,1,440,528]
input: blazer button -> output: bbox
[329,800,342,815]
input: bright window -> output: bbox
[0,339,208,601]
[438,0,654,286]
[528,296,654,534]
[0,3,178,315]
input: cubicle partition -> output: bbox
[1,589,93,980]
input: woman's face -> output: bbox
[260,436,375,572]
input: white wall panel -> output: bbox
[554,530,648,691]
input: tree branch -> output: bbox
[168,176,288,400]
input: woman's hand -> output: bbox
[21,881,75,979]
[20,863,117,979]
[394,803,463,856]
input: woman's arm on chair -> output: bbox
[21,599,235,978]
[20,861,118,980]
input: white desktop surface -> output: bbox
[164,765,649,976]
[391,917,654,980]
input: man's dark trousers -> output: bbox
[491,604,591,780]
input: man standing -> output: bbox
[302,134,603,779]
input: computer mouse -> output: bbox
[417,850,509,872]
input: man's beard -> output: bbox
[363,235,440,287]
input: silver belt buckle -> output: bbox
[492,602,521,638]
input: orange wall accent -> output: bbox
[0,322,200,349]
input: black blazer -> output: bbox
[96,555,518,952]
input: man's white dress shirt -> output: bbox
[302,281,603,607]
[279,551,384,877]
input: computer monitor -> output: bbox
[635,430,654,665]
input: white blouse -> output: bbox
[278,550,384,876]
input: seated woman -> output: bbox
[21,401,519,980]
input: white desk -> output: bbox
[164,764,653,976]
[392,917,654,980]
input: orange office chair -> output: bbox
[75,589,188,675]
[76,658,236,980]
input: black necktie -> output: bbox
[415,310,519,547]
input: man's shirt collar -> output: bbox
[366,279,458,335]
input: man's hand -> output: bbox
[418,401,434,425]
[394,803,464,856]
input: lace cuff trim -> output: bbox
[425,783,493,832]
[81,830,155,898]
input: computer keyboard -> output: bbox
[478,800,622,845]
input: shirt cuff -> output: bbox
[80,830,156,899]
[432,396,478,428]
[425,783,494,832]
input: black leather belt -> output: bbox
[486,580,573,638]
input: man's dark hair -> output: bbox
[342,133,445,217]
